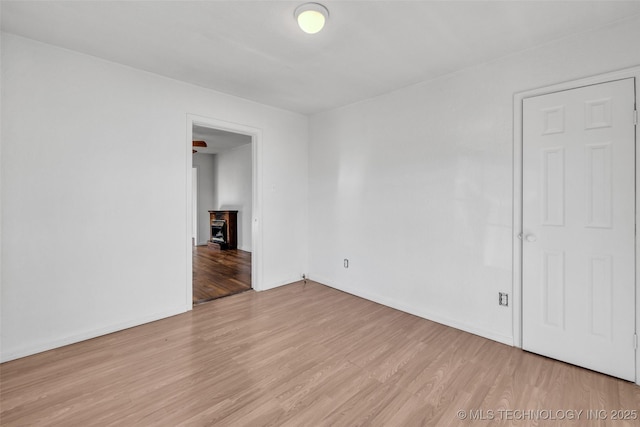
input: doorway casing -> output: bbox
[185,114,263,307]
[513,65,640,385]
[192,166,198,245]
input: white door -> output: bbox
[522,78,636,381]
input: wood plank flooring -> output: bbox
[192,245,251,304]
[1,281,638,426]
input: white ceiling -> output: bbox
[193,124,251,155]
[3,1,640,115]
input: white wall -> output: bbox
[4,16,638,364]
[192,153,217,246]
[214,144,253,251]
[308,16,640,345]
[1,33,309,361]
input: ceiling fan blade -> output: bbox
[192,140,207,147]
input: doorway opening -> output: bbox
[186,115,262,306]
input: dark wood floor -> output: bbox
[192,245,251,304]
[1,281,638,426]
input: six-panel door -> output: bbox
[522,78,636,381]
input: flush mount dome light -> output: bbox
[294,2,329,34]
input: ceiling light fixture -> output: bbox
[294,3,329,34]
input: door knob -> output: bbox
[525,234,537,242]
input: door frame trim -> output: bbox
[185,114,263,308]
[192,166,198,245]
[513,66,640,384]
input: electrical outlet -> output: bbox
[344,259,349,268]
[499,292,509,307]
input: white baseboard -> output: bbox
[311,275,514,347]
[0,305,190,363]
[259,275,304,292]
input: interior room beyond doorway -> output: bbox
[192,124,253,304]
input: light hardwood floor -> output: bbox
[1,281,638,426]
